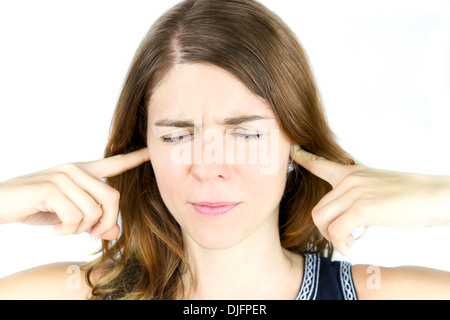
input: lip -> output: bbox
[191,202,239,217]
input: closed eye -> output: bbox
[161,131,193,144]
[160,129,265,144]
[228,128,265,140]
[229,132,263,140]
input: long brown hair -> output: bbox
[86,0,354,300]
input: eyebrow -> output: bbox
[153,115,274,128]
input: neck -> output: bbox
[180,215,303,299]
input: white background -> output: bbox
[0,0,449,279]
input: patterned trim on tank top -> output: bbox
[340,260,357,300]
[296,254,320,300]
[296,254,357,300]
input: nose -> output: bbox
[191,162,231,182]
[190,127,232,182]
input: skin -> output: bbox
[147,63,292,253]
[0,63,449,299]
[291,146,450,299]
[147,63,302,299]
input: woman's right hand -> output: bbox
[0,148,150,241]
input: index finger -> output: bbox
[290,145,351,188]
[79,148,150,179]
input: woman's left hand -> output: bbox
[290,145,450,256]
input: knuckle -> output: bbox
[109,188,121,204]
[103,220,118,232]
[37,181,59,198]
[57,163,78,174]
[96,217,117,234]
[49,171,70,184]
[311,204,327,226]
[311,206,321,224]
[351,198,370,215]
[65,211,83,226]
[327,223,340,240]
[87,203,103,220]
[342,173,362,187]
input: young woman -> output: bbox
[0,0,449,300]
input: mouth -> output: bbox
[190,202,240,217]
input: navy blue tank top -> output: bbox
[296,254,358,300]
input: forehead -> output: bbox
[148,63,274,121]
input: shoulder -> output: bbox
[352,264,450,299]
[0,262,99,299]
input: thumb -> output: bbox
[100,224,121,241]
[290,145,350,188]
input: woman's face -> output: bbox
[147,63,292,250]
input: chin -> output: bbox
[185,227,249,250]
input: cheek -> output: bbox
[149,146,187,202]
[243,164,287,206]
[247,136,291,204]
